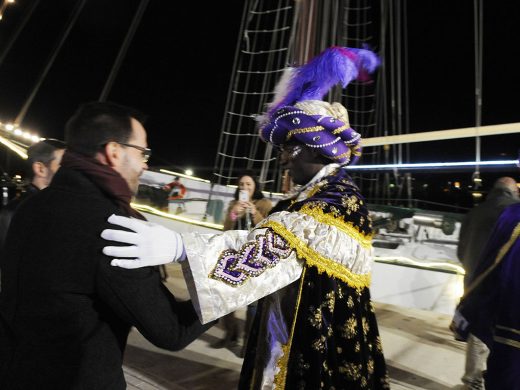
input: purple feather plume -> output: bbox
[267,46,380,115]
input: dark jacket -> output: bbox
[0,167,212,389]
[457,185,519,285]
[0,184,39,250]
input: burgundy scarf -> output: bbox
[60,151,145,220]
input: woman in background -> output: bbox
[212,172,273,353]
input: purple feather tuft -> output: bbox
[267,46,380,115]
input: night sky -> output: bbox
[1,0,520,194]
[0,0,243,175]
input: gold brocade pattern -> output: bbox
[367,358,375,375]
[309,306,324,329]
[376,336,383,352]
[362,317,370,336]
[339,362,362,380]
[325,291,335,312]
[260,220,372,289]
[342,195,360,214]
[297,203,373,248]
[286,125,324,139]
[342,316,357,339]
[312,335,327,352]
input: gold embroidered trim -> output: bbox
[464,222,520,297]
[273,267,307,388]
[496,324,520,336]
[261,220,371,289]
[332,150,351,160]
[304,184,322,199]
[493,335,520,349]
[331,123,349,134]
[286,125,324,140]
[298,204,373,248]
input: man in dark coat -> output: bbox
[456,176,519,389]
[0,102,212,389]
[0,138,66,250]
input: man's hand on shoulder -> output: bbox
[101,214,186,269]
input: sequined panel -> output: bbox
[209,228,293,286]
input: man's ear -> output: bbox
[32,161,47,179]
[102,142,120,167]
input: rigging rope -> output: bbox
[15,0,87,125]
[99,0,150,102]
[472,0,483,188]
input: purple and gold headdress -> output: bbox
[259,46,379,165]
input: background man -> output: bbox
[456,200,520,389]
[0,138,66,249]
[0,102,212,389]
[457,176,519,390]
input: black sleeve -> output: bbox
[457,214,469,262]
[96,259,214,351]
[0,208,12,251]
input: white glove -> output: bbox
[101,214,186,269]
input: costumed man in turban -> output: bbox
[101,46,390,389]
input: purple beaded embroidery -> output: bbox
[209,229,293,286]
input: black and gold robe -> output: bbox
[182,164,389,389]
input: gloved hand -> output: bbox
[101,214,186,269]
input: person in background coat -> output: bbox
[456,176,519,390]
[0,138,66,250]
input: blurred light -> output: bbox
[159,169,210,183]
[5,124,14,131]
[472,192,483,198]
[450,276,465,299]
[346,160,519,170]
[185,169,193,176]
[14,129,22,136]
[454,181,461,189]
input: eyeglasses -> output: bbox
[117,142,152,163]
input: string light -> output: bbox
[0,122,42,146]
